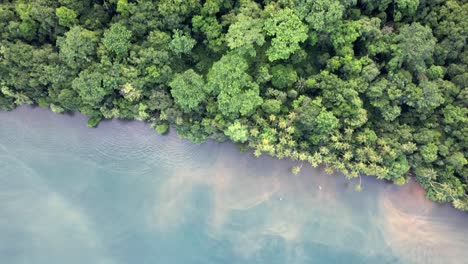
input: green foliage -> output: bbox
[158,0,199,28]
[404,81,445,114]
[427,65,444,80]
[298,0,344,32]
[170,30,196,55]
[262,99,282,114]
[57,89,80,110]
[226,14,264,55]
[86,116,102,128]
[291,165,301,175]
[354,184,362,192]
[71,68,108,106]
[0,94,14,111]
[169,69,208,112]
[395,0,420,20]
[55,6,77,27]
[154,123,169,134]
[0,0,466,210]
[225,121,249,143]
[263,8,308,61]
[120,83,141,102]
[420,143,438,163]
[50,103,65,113]
[315,110,340,135]
[117,0,129,15]
[447,152,467,172]
[102,23,132,58]
[394,23,436,73]
[271,65,298,90]
[207,54,262,118]
[57,26,99,69]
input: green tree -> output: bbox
[116,0,129,15]
[192,15,224,52]
[57,89,80,110]
[298,0,344,32]
[120,83,141,102]
[154,123,169,134]
[262,99,281,114]
[57,26,99,70]
[314,110,340,136]
[447,152,467,172]
[0,0,466,211]
[169,69,209,112]
[158,0,200,28]
[170,29,196,55]
[403,81,444,114]
[207,54,262,118]
[55,6,77,27]
[71,68,108,106]
[420,143,438,163]
[271,64,298,90]
[226,14,265,55]
[224,121,249,143]
[394,0,420,21]
[394,23,436,73]
[102,23,132,58]
[263,8,308,61]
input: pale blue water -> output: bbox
[0,106,467,264]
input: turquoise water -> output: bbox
[0,106,467,264]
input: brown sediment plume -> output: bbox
[149,144,468,260]
[148,157,282,233]
[379,179,468,264]
[209,158,281,230]
[146,151,359,258]
[385,178,435,214]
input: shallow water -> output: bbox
[0,106,467,264]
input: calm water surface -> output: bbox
[0,106,467,264]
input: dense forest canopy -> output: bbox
[0,0,466,209]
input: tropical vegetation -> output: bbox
[0,0,466,209]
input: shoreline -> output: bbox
[1,104,461,213]
[1,104,468,264]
